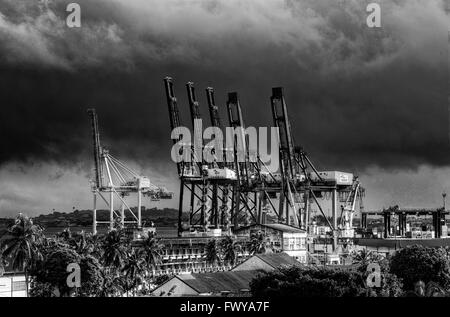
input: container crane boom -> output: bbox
[206,87,226,166]
[271,87,296,177]
[226,92,250,185]
[87,108,103,189]
[206,87,221,127]
[186,82,205,169]
[164,77,185,176]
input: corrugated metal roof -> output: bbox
[178,270,259,293]
[256,252,301,268]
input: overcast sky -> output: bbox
[0,0,448,217]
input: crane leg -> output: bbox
[93,192,97,235]
[332,189,338,251]
[110,190,114,230]
[178,181,184,237]
[138,190,142,228]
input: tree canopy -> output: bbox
[250,266,367,297]
[390,245,450,291]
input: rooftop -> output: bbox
[177,270,259,294]
[254,252,301,268]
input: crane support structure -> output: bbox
[269,87,364,249]
[225,92,259,228]
[165,79,258,236]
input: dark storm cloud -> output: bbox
[0,0,448,173]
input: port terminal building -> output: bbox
[360,206,448,239]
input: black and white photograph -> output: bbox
[0,0,449,305]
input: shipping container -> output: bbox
[206,167,237,180]
[310,171,353,185]
[137,176,151,189]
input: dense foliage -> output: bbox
[389,245,450,290]
[249,231,272,254]
[250,263,405,297]
[0,214,165,297]
[205,239,221,266]
[250,266,367,297]
[220,235,242,266]
[250,245,450,297]
[204,236,245,266]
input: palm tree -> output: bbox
[0,214,43,294]
[220,236,241,267]
[69,231,102,257]
[404,281,449,297]
[205,239,221,266]
[0,254,5,275]
[249,231,272,254]
[101,228,129,273]
[98,267,125,297]
[122,249,146,296]
[56,227,72,243]
[140,233,162,275]
[351,249,383,271]
[85,232,103,259]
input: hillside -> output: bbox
[31,207,186,228]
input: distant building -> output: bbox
[354,238,450,257]
[235,223,308,263]
[151,271,257,297]
[147,235,251,276]
[0,264,27,297]
[232,252,301,272]
[125,226,156,240]
[310,225,332,237]
[0,275,27,297]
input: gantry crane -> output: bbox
[339,178,365,240]
[165,78,202,235]
[225,92,262,228]
[205,86,234,229]
[271,87,299,227]
[87,108,173,235]
[164,77,364,246]
[165,78,240,236]
[268,87,364,249]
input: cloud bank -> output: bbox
[0,0,448,214]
